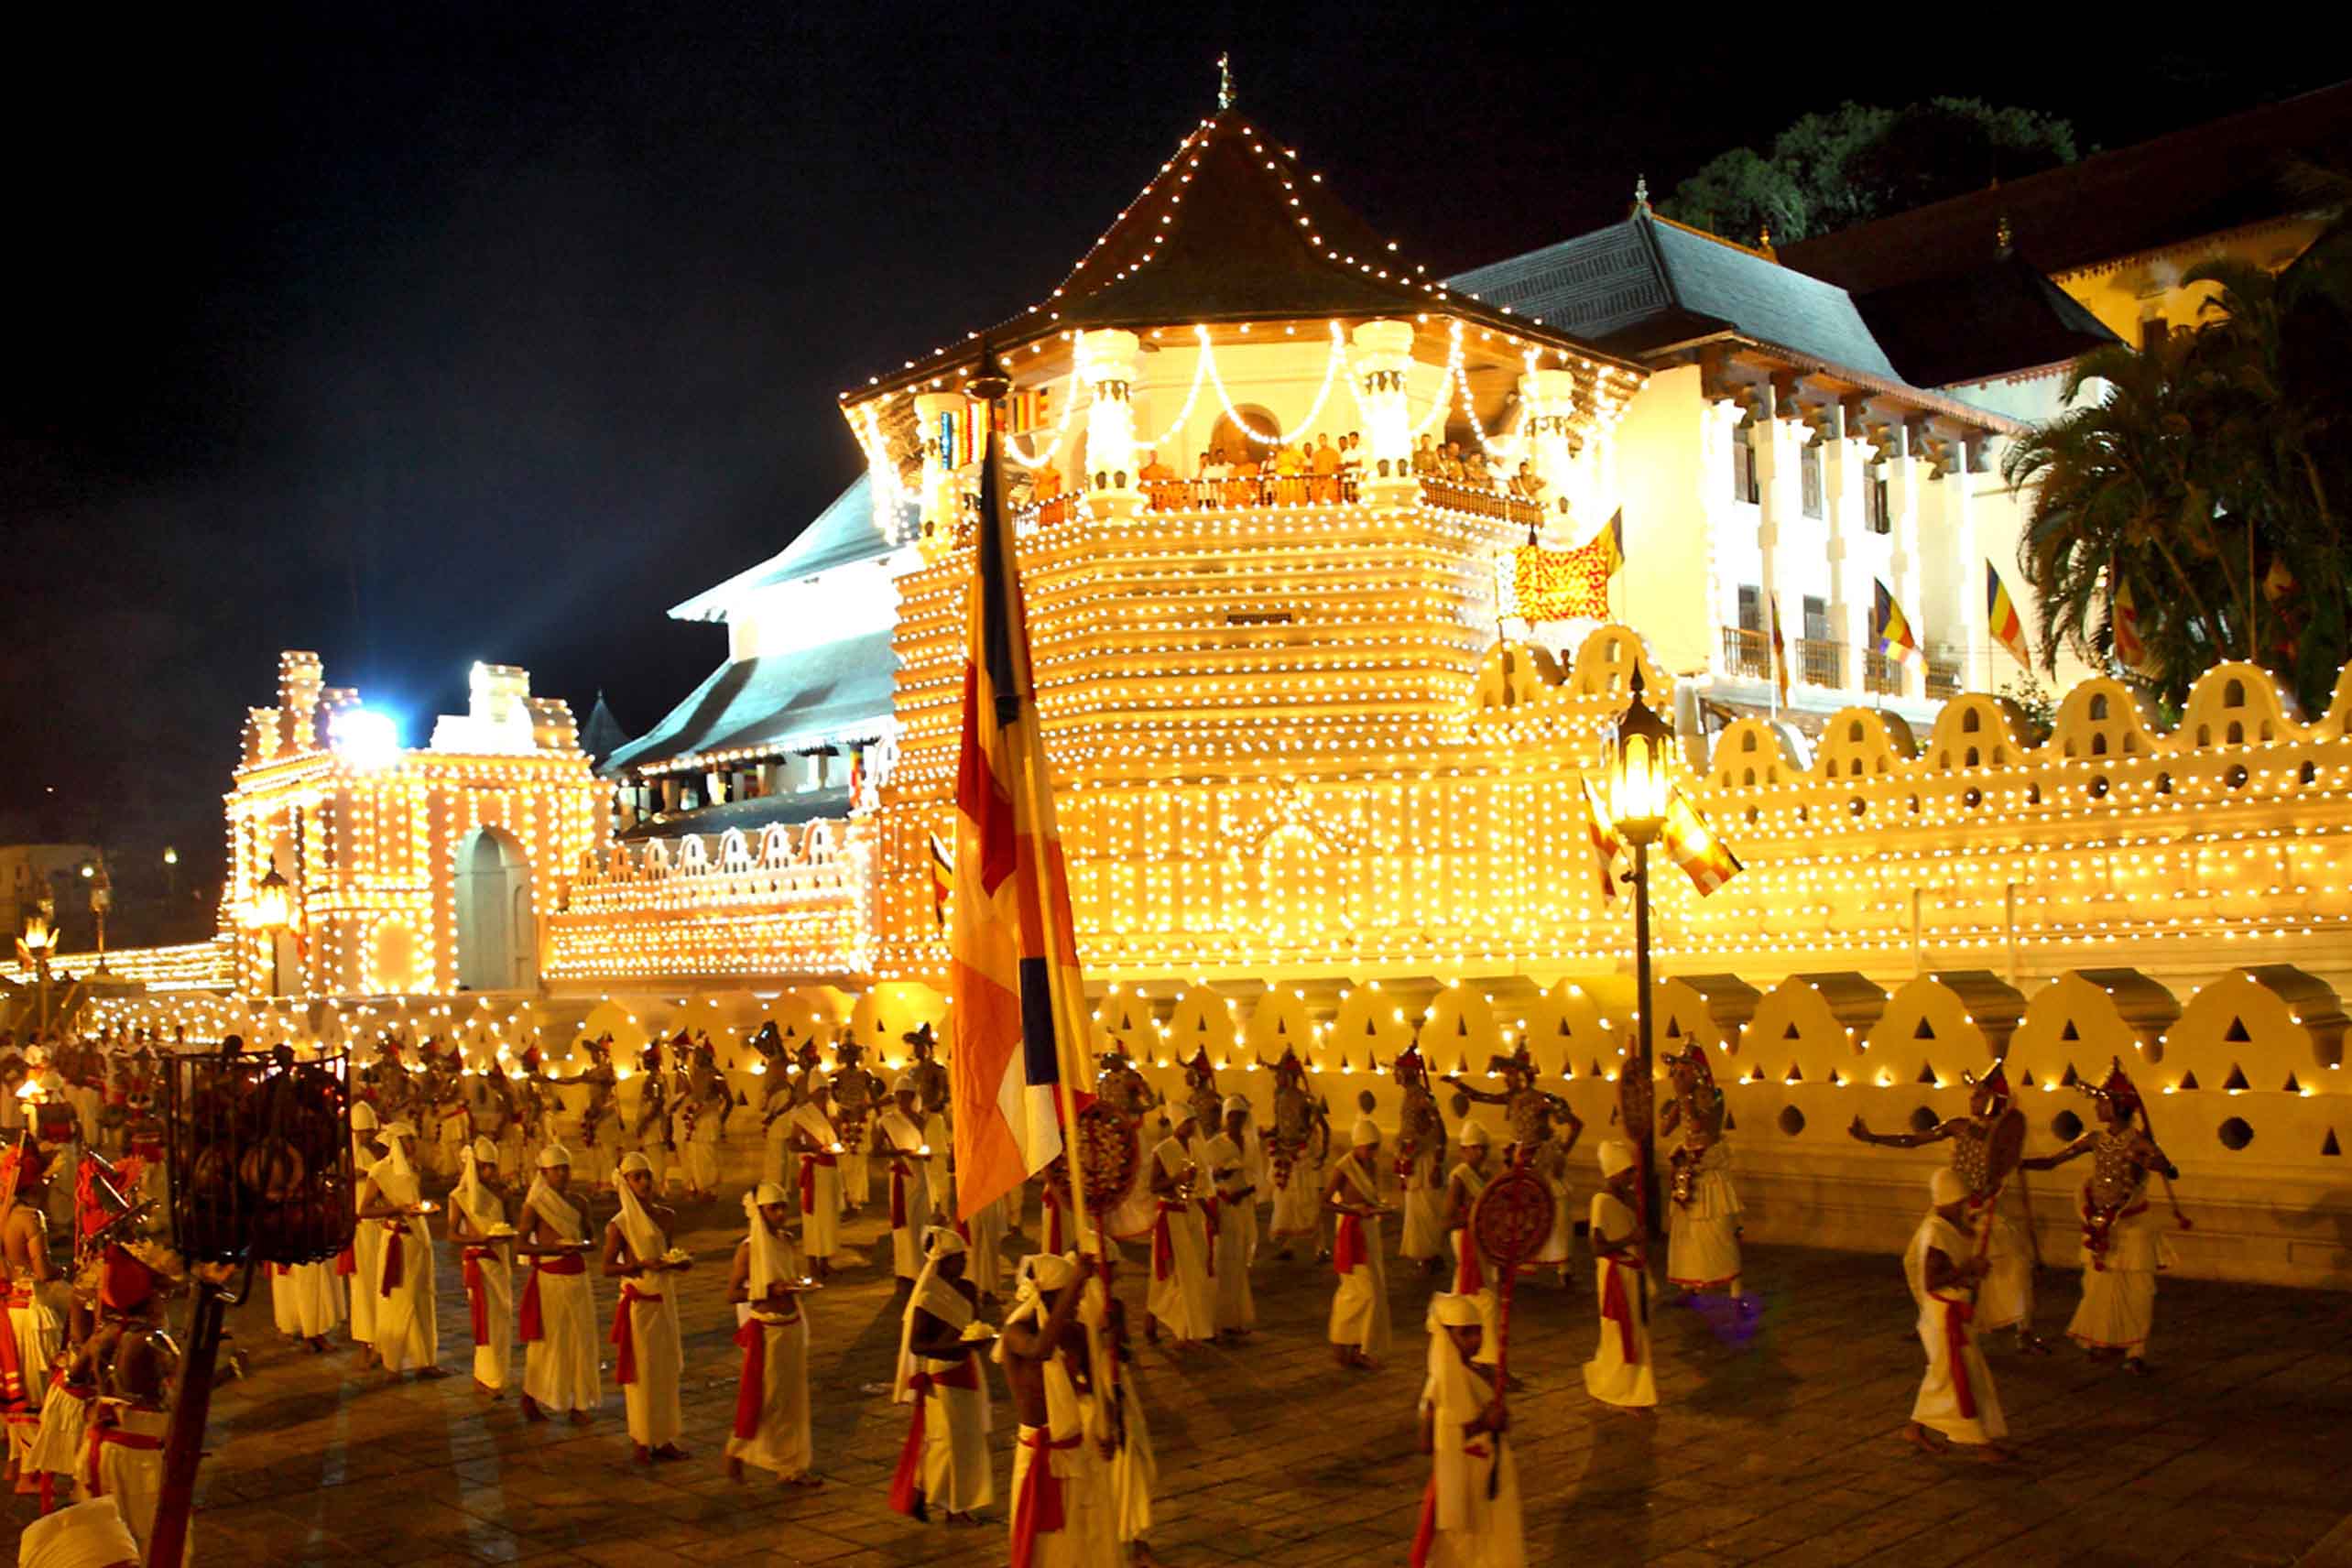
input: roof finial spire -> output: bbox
[1633,173,1650,213]
[1216,52,1234,111]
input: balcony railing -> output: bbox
[1864,649,1907,696]
[1417,476,1541,529]
[1926,652,1962,700]
[1721,626,1771,681]
[1796,638,1844,690]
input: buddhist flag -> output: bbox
[1580,774,1623,902]
[1872,580,1922,669]
[926,832,953,931]
[2113,576,2148,670]
[1767,594,1791,706]
[1595,508,1625,578]
[949,418,1096,1222]
[1987,562,2031,670]
[1662,785,1742,897]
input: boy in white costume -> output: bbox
[449,1136,515,1398]
[1204,1097,1258,1337]
[1903,1167,2009,1458]
[787,1089,846,1279]
[995,1252,1116,1568]
[726,1183,818,1486]
[1323,1118,1393,1369]
[355,1121,443,1379]
[517,1145,600,1424]
[889,1227,993,1521]
[1583,1140,1657,1411]
[604,1151,691,1464]
[344,1102,382,1358]
[1144,1120,1214,1350]
[877,1079,935,1291]
[1411,1291,1522,1568]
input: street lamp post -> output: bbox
[16,914,59,1039]
[1606,668,1675,1236]
[88,856,113,975]
[247,867,296,996]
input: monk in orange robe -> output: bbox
[1227,452,1258,507]
[1138,450,1176,511]
[1275,441,1306,506]
[1311,434,1341,503]
[1033,459,1064,525]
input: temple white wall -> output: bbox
[727,552,908,662]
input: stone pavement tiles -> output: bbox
[7,1190,2349,1566]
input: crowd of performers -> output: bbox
[0,1018,2189,1567]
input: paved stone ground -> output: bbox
[9,1192,2350,1567]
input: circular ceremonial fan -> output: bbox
[1471,1166,1556,1269]
[1076,1101,1142,1215]
[1617,1057,1655,1138]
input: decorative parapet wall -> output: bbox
[542,820,871,985]
[0,938,234,994]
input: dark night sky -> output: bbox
[2,5,2320,892]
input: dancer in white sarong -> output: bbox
[889,1227,992,1521]
[1660,1048,1743,1298]
[1903,1167,2009,1457]
[787,1090,845,1278]
[727,1183,819,1487]
[450,1136,515,1399]
[345,1103,382,1358]
[1583,1140,1657,1412]
[517,1145,600,1424]
[1205,1096,1258,1337]
[877,1079,935,1289]
[995,1253,1115,1568]
[759,1078,796,1189]
[268,1258,343,1350]
[2021,1059,2181,1375]
[1323,1118,1393,1369]
[1411,1291,1523,1568]
[604,1151,690,1464]
[357,1122,443,1379]
[1145,1122,1215,1349]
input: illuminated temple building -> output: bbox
[55,86,2352,1288]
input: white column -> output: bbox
[1353,320,1417,504]
[1889,431,1928,699]
[1756,412,1812,688]
[1824,425,1869,699]
[1700,399,1747,669]
[1518,367,1580,540]
[1076,329,1144,520]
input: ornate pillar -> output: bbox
[1352,320,1417,502]
[912,391,964,550]
[1519,367,1582,539]
[1076,329,1144,519]
[1699,399,1748,670]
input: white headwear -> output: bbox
[893,1073,917,1096]
[992,1249,1080,1366]
[1459,1121,1490,1148]
[741,1187,793,1298]
[16,1497,142,1568]
[350,1101,380,1133]
[453,1140,498,1231]
[1597,1139,1636,1179]
[523,1150,583,1241]
[379,1119,417,1141]
[1430,1290,1487,1330]
[537,1143,572,1169]
[1351,1117,1380,1146]
[1222,1094,1249,1116]
[612,1157,667,1264]
[375,1122,418,1182]
[619,1150,652,1177]
[1931,1166,1968,1207]
[894,1225,975,1402]
[470,1136,498,1166]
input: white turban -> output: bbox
[619,1151,652,1176]
[1931,1166,1968,1206]
[379,1120,417,1140]
[1351,1117,1380,1146]
[16,1497,141,1568]
[924,1226,967,1260]
[350,1102,380,1132]
[741,1186,793,1297]
[893,1073,917,1095]
[993,1250,1083,1365]
[750,1181,788,1207]
[470,1136,499,1166]
[1459,1121,1489,1148]
[1597,1139,1637,1179]
[613,1158,666,1264]
[1430,1290,1487,1329]
[537,1143,572,1169]
[1222,1094,1249,1116]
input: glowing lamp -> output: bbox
[1606,669,1673,846]
[246,868,295,932]
[330,707,402,771]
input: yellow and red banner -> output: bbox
[1987,562,2031,670]
[1511,509,1622,623]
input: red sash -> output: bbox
[1153,1202,1179,1281]
[463,1247,495,1345]
[1043,1189,1065,1253]
[800,1149,837,1214]
[1009,1428,1083,1568]
[1939,1296,1978,1419]
[83,1419,163,1497]
[610,1281,659,1385]
[334,1245,355,1278]
[0,1308,22,1409]
[1600,1258,1641,1362]
[886,1355,975,1516]
[732,1314,798,1442]
[519,1251,584,1343]
[1453,1227,1485,1295]
[378,1224,405,1299]
[1333,1214,1367,1277]
[1408,1440,1492,1568]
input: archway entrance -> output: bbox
[454,827,537,991]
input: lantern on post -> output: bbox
[1606,666,1673,1236]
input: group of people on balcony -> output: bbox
[1415,434,1547,506]
[1016,427,1547,519]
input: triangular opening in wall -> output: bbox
[1913,1018,1937,1040]
[2283,1072,2302,1094]
[2225,1017,2251,1043]
[1365,1016,1379,1037]
[1456,1015,1470,1035]
[1554,1018,1573,1037]
[1723,1109,1737,1131]
[2178,1070,2200,1091]
[1784,1063,1803,1083]
[1455,1051,1475,1078]
[1590,1059,1606,1081]
[2019,1069,2037,1089]
[1667,1018,1686,1040]
[1827,1069,1844,1085]
[2060,1064,2080,1087]
[2324,1129,2341,1157]
[2223,1064,2251,1092]
[1783,1021,1802,1040]
[2061,1021,2080,1041]
[1917,1062,1940,1084]
[1273,1017,1288,1036]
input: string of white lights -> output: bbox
[1197,322,1347,446]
